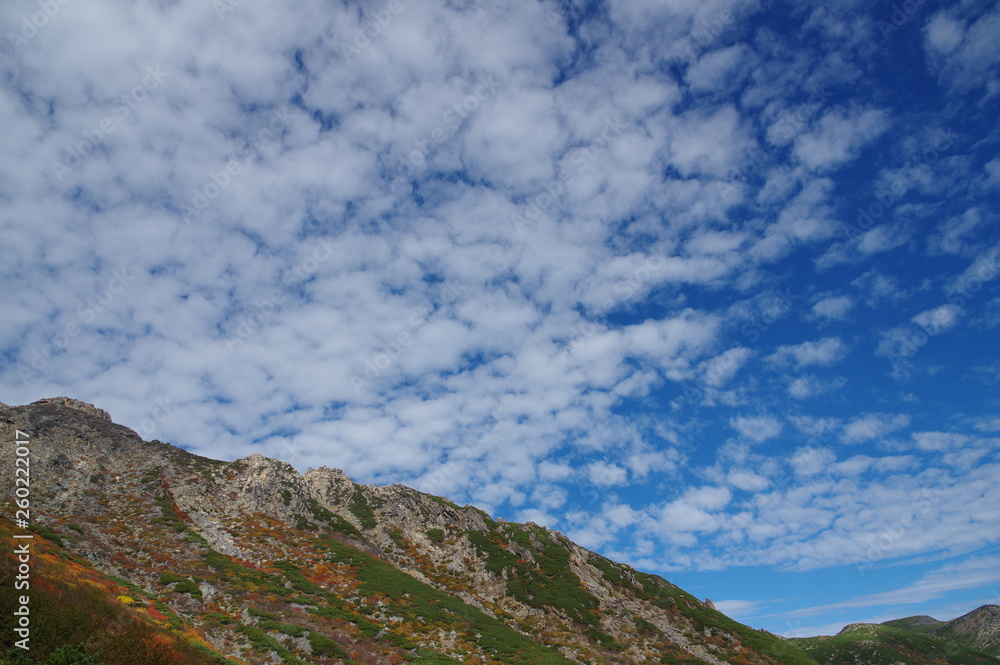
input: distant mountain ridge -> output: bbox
[892,605,1000,656]
[788,605,1000,665]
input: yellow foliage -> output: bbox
[117,595,135,605]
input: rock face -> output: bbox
[0,397,823,665]
[32,396,113,420]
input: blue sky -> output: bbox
[2,0,999,637]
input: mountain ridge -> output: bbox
[2,397,997,665]
[2,397,817,665]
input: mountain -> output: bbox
[933,605,1000,657]
[789,607,1000,665]
[1,397,820,665]
[880,615,945,634]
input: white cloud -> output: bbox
[975,416,1000,432]
[789,446,836,476]
[731,415,783,442]
[911,431,972,452]
[794,106,890,171]
[841,413,910,444]
[923,5,1000,92]
[781,555,1000,618]
[788,375,845,400]
[700,346,752,387]
[713,599,761,619]
[687,45,751,92]
[811,296,853,320]
[767,337,848,368]
[912,304,962,335]
[669,105,752,178]
[2,0,999,633]
[587,461,630,487]
[727,469,770,491]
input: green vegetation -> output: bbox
[30,525,65,547]
[306,632,347,659]
[272,560,323,595]
[386,527,408,550]
[310,601,381,639]
[203,550,297,598]
[152,493,208,546]
[235,625,309,665]
[308,500,361,537]
[601,567,819,665]
[468,526,601,627]
[158,572,189,585]
[426,494,462,511]
[158,573,203,598]
[2,644,103,665]
[257,621,308,637]
[882,616,945,634]
[790,624,1000,665]
[172,580,203,599]
[204,548,241,574]
[347,493,377,529]
[0,524,224,665]
[293,515,317,531]
[589,554,628,587]
[425,528,445,544]
[140,469,161,485]
[321,538,576,664]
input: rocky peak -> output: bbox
[303,465,357,505]
[32,396,112,421]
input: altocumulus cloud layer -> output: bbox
[2,0,999,635]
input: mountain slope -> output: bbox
[790,621,1000,665]
[0,397,818,665]
[0,516,226,665]
[880,615,945,634]
[934,606,1000,657]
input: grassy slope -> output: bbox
[0,518,229,665]
[790,623,1000,665]
[881,615,945,633]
